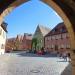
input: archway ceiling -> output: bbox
[0,0,75,30]
[0,0,16,14]
[0,0,75,14]
[54,0,75,31]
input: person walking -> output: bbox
[67,53,71,62]
[63,52,67,61]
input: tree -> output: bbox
[31,38,38,51]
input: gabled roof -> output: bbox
[38,25,50,36]
[45,22,68,37]
[23,33,33,40]
[34,25,50,37]
[16,34,23,41]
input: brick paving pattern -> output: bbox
[0,52,72,75]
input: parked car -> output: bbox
[37,50,43,55]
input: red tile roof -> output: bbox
[45,22,68,37]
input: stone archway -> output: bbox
[0,0,75,75]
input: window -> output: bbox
[60,28,63,32]
[66,44,70,49]
[51,45,54,48]
[1,44,5,49]
[60,44,65,49]
[52,29,56,33]
[62,33,67,39]
[55,35,59,40]
[52,36,55,40]
[0,28,2,35]
[3,31,5,38]
[55,35,61,40]
[60,27,66,33]
[58,34,61,39]
[58,45,61,49]
[55,28,57,32]
[49,45,51,48]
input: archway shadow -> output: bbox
[61,63,72,75]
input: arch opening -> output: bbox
[0,0,75,75]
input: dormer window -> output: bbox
[55,28,57,32]
[60,27,66,33]
[52,28,57,33]
[53,29,55,33]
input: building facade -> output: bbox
[32,25,50,51]
[45,22,70,54]
[0,22,7,55]
[21,33,32,50]
[5,38,16,52]
[5,33,32,52]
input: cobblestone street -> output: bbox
[0,52,72,75]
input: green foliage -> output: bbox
[31,37,43,51]
[31,38,38,50]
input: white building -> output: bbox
[0,22,7,55]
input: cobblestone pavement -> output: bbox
[0,52,72,75]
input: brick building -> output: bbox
[45,22,71,54]
[21,33,32,50]
[5,33,32,52]
[5,38,16,52]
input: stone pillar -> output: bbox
[71,50,75,75]
[0,16,3,25]
[0,0,75,74]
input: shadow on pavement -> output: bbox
[57,60,69,62]
[61,63,72,75]
[16,52,57,58]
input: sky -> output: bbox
[4,0,63,38]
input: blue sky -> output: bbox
[4,0,63,38]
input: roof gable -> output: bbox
[45,22,68,37]
[39,25,50,36]
[34,25,50,37]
